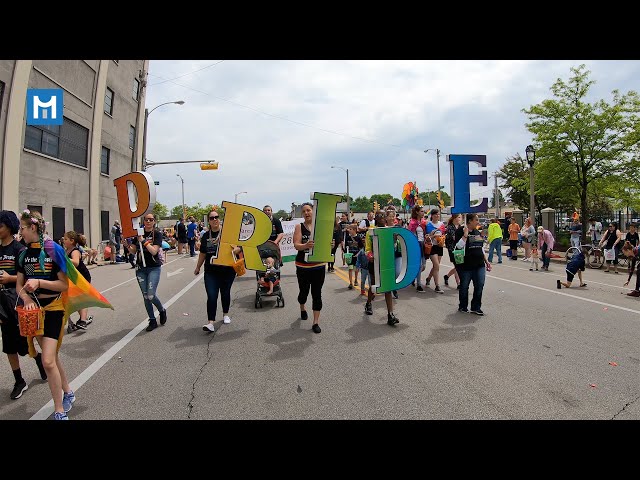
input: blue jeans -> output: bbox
[488,239,502,263]
[360,268,371,290]
[414,252,426,286]
[571,237,581,248]
[136,266,164,320]
[458,266,486,311]
[188,238,196,256]
[203,268,236,321]
[541,243,551,269]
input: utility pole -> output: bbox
[436,148,441,204]
[494,173,500,218]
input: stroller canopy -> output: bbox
[257,240,281,262]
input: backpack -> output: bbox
[445,224,456,252]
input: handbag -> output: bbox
[604,248,615,261]
[423,237,433,256]
[231,248,246,276]
[453,246,466,265]
[15,287,45,337]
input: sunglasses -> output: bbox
[209,216,220,220]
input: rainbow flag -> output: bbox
[43,240,114,316]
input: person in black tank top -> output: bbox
[293,203,333,334]
[600,222,621,273]
[63,231,93,330]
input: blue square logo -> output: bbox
[26,89,63,125]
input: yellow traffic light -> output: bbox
[439,199,445,210]
[373,201,379,212]
[200,162,219,170]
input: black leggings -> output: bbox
[296,266,326,311]
[328,244,339,269]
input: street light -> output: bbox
[331,166,350,221]
[525,145,536,225]
[142,100,185,171]
[424,148,442,209]
[176,174,186,221]
[235,191,247,203]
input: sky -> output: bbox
[143,60,640,215]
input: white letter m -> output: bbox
[33,95,56,120]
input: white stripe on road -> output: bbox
[30,272,204,420]
[441,262,640,317]
[98,256,182,295]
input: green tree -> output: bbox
[523,64,640,236]
[170,205,185,219]
[418,190,450,209]
[153,201,168,219]
[490,190,505,209]
[274,209,288,220]
[351,196,371,212]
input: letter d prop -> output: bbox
[369,227,420,294]
[113,171,156,238]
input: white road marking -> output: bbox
[167,268,184,278]
[98,256,182,294]
[30,272,204,420]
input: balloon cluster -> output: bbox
[401,182,419,210]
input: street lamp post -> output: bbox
[525,145,536,225]
[331,166,350,220]
[142,100,185,171]
[235,191,247,203]
[424,148,442,209]
[176,174,186,221]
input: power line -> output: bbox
[148,60,225,86]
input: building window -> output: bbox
[24,117,89,167]
[52,207,65,243]
[101,210,110,241]
[132,78,140,101]
[101,146,110,175]
[104,87,114,115]
[129,125,135,149]
[73,208,84,234]
[27,205,42,215]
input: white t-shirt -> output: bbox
[358,219,371,230]
[415,225,424,242]
[589,222,602,242]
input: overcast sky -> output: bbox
[143,60,640,215]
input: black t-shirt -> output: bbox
[625,232,639,247]
[68,246,91,282]
[603,229,619,250]
[177,222,187,239]
[16,245,62,294]
[344,233,362,253]
[269,217,284,241]
[131,230,162,267]
[0,239,26,289]
[200,230,234,274]
[454,226,485,269]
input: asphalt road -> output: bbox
[1,248,639,420]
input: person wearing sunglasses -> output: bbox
[128,214,167,332]
[194,210,242,333]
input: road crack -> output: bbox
[611,394,640,420]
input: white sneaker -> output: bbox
[202,323,215,332]
[223,315,231,324]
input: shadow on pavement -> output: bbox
[165,325,249,349]
[344,313,409,344]
[63,328,135,359]
[263,319,315,362]
[424,312,478,345]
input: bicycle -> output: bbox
[565,243,604,269]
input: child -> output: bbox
[355,243,371,296]
[344,225,361,290]
[529,243,539,271]
[558,249,587,288]
[261,256,279,295]
[63,231,93,330]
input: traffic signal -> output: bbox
[439,199,445,210]
[200,162,219,170]
[373,201,379,212]
[437,191,445,210]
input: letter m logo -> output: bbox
[27,89,63,125]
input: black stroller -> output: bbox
[255,240,284,308]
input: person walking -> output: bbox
[0,210,47,400]
[194,210,242,332]
[407,205,427,292]
[443,213,461,289]
[293,203,329,334]
[569,217,582,249]
[128,213,167,332]
[263,205,284,245]
[176,218,188,255]
[454,213,492,315]
[520,217,536,262]
[186,216,198,257]
[487,218,503,264]
[364,212,400,325]
[600,222,622,274]
[424,209,446,293]
[622,241,640,296]
[537,226,555,271]
[508,217,520,260]
[328,216,341,273]
[62,231,93,330]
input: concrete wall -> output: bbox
[0,60,16,205]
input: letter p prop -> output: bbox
[113,171,156,238]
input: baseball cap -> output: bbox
[537,226,543,232]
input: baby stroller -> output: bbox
[255,240,284,308]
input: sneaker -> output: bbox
[416,286,425,293]
[223,315,231,324]
[53,411,69,420]
[145,320,158,332]
[529,268,533,271]
[364,303,373,315]
[300,310,308,320]
[354,280,358,286]
[443,275,449,286]
[312,324,321,334]
[75,320,88,330]
[498,261,503,264]
[458,307,468,313]
[387,312,400,325]
[470,309,484,316]
[425,279,431,286]
[63,390,76,412]
[627,290,640,297]
[203,323,215,332]
[557,280,562,289]
[392,290,398,299]
[434,286,444,294]
[536,268,539,271]
[159,309,168,325]
[10,379,28,400]
[348,284,353,290]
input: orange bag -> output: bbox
[15,289,44,337]
[232,248,246,276]
[423,237,433,256]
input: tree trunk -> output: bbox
[580,183,589,243]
